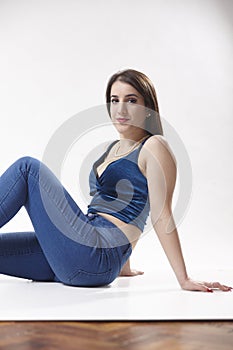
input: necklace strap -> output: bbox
[96,135,151,178]
[114,134,150,157]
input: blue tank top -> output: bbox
[87,135,151,231]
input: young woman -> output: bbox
[0,69,231,292]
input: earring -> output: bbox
[146,113,151,118]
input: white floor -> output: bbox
[0,269,232,321]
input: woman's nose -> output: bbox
[117,102,128,115]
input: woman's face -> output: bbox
[110,80,147,136]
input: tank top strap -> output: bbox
[141,134,152,146]
[136,134,152,153]
[104,140,119,156]
[126,134,151,163]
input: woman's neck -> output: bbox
[119,129,149,141]
[117,131,150,153]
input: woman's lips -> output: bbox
[116,118,129,123]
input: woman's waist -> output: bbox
[95,211,141,249]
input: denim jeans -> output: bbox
[0,156,132,287]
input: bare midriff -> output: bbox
[96,211,141,250]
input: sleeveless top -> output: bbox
[87,135,151,231]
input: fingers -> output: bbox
[132,270,144,276]
[203,281,233,292]
[181,278,232,292]
[119,270,144,277]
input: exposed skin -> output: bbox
[96,80,232,292]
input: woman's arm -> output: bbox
[144,135,232,292]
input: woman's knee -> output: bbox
[14,156,42,177]
[16,156,40,167]
[12,156,40,172]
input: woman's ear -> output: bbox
[144,107,151,119]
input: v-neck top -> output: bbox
[87,135,151,232]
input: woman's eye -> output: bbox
[128,98,137,104]
[111,98,137,104]
[111,99,118,104]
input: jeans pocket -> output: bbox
[68,268,113,287]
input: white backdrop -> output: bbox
[0,0,232,278]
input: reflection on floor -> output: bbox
[0,269,232,320]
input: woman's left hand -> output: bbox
[119,269,144,277]
[180,277,233,292]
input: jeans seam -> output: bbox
[0,250,44,257]
[22,169,38,194]
[68,267,113,284]
[0,170,37,217]
[0,172,24,208]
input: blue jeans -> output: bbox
[0,156,132,287]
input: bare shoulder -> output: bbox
[141,135,177,166]
[144,134,171,151]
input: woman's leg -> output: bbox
[0,156,111,286]
[0,231,56,281]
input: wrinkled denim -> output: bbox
[0,157,132,287]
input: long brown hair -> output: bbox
[105,69,164,136]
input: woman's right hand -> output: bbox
[180,277,232,292]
